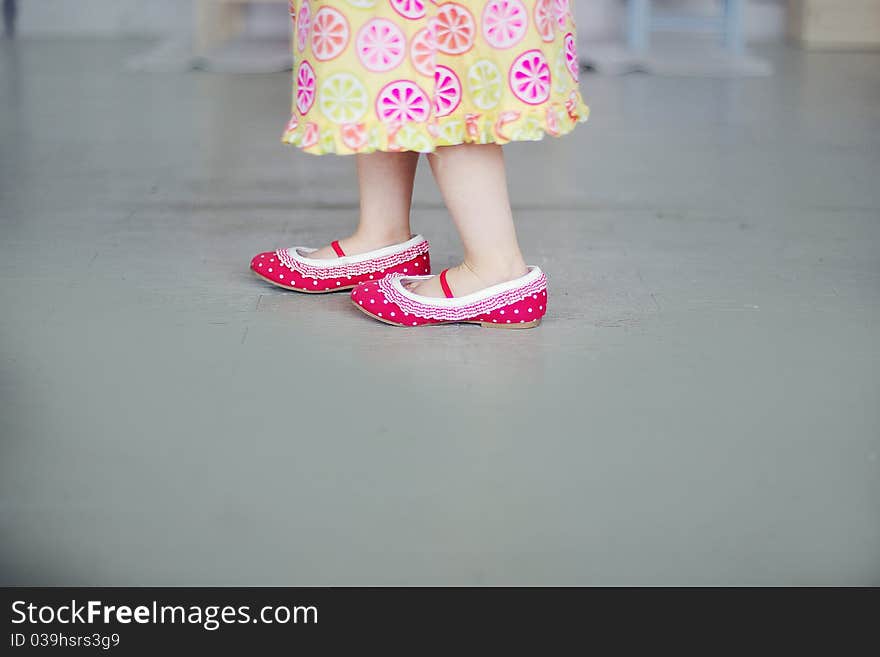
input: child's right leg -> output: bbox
[307,151,419,259]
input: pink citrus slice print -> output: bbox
[357,18,406,72]
[341,122,368,151]
[564,32,579,81]
[389,0,427,20]
[296,0,311,53]
[311,6,350,61]
[553,0,569,29]
[509,49,551,105]
[433,65,462,118]
[376,80,431,123]
[534,0,555,42]
[482,0,529,50]
[301,122,320,149]
[409,26,436,77]
[434,3,476,55]
[296,60,317,115]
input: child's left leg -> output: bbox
[307,151,419,259]
[409,143,528,298]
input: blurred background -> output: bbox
[1,2,878,586]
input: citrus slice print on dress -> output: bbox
[433,65,462,117]
[296,0,311,53]
[344,0,377,7]
[395,123,433,152]
[466,59,503,110]
[296,61,317,115]
[376,80,431,123]
[409,26,436,77]
[509,49,551,105]
[434,118,465,145]
[553,0,569,29]
[534,0,555,42]
[563,32,579,81]
[389,0,427,20]
[341,122,368,151]
[319,73,370,124]
[357,18,406,72]
[301,122,320,149]
[434,3,476,55]
[311,6,350,61]
[482,0,529,50]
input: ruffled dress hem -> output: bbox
[281,95,589,156]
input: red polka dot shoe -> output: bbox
[351,267,548,329]
[250,235,430,293]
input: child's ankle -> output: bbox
[348,230,412,251]
[464,258,528,287]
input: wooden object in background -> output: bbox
[194,0,286,55]
[788,0,880,49]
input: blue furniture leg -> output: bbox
[3,0,16,38]
[723,0,745,54]
[627,0,650,53]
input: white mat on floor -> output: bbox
[584,38,773,78]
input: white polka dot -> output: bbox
[383,300,388,304]
[415,263,419,268]
[520,320,525,323]
[260,255,264,258]
[268,268,273,272]
[500,310,505,315]
[533,295,537,300]
[270,259,274,263]
[258,263,263,268]
[528,308,533,313]
[370,299,375,304]
[514,309,519,314]
[413,322,418,326]
[359,301,363,305]
[403,268,407,273]
[378,313,382,317]
[506,320,511,323]
[313,280,318,285]
[369,275,374,280]
[336,281,341,286]
[347,275,352,279]
[279,274,284,279]
[493,319,497,323]
[539,305,543,310]
[390,312,395,317]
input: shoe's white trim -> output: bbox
[275,235,429,280]
[388,266,544,308]
[376,267,548,321]
[286,235,427,269]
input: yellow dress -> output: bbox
[282,0,589,155]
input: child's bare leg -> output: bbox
[410,143,527,297]
[308,151,419,259]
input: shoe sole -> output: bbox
[252,269,357,294]
[352,298,541,329]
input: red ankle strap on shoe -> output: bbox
[439,269,454,299]
[331,240,346,257]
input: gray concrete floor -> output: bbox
[1,39,878,586]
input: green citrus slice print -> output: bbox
[318,73,369,124]
[467,60,503,111]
